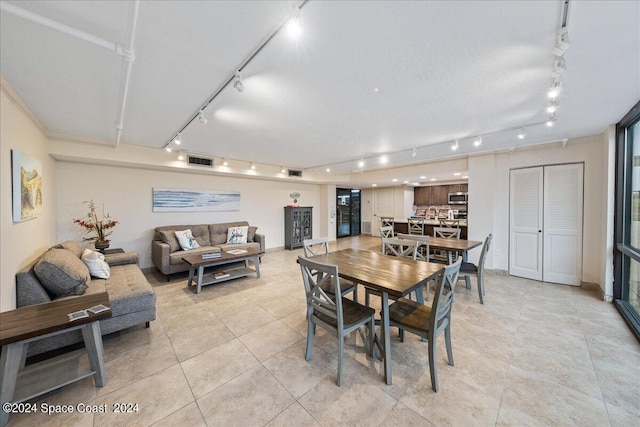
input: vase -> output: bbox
[94,239,110,252]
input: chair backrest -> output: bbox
[396,233,430,261]
[433,227,461,239]
[298,256,343,329]
[303,237,329,257]
[380,216,394,227]
[407,217,425,235]
[478,234,493,271]
[382,237,419,260]
[439,218,460,228]
[430,258,462,334]
[380,225,394,239]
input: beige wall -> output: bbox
[0,84,58,312]
[467,154,495,266]
[55,162,323,269]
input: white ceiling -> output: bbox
[1,0,639,179]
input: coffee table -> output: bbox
[182,248,263,294]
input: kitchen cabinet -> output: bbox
[430,185,449,205]
[448,183,468,194]
[414,186,430,205]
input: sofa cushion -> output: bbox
[190,224,211,247]
[209,223,230,245]
[169,246,219,265]
[16,260,52,306]
[216,242,261,252]
[88,264,155,317]
[227,226,248,244]
[81,249,110,279]
[34,249,90,297]
[59,240,84,258]
[248,226,258,242]
[158,230,181,253]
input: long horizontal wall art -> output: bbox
[152,188,240,212]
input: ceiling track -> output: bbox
[0,1,140,148]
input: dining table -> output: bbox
[312,248,446,385]
[428,236,483,263]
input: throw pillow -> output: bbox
[60,240,84,258]
[158,230,181,253]
[81,248,111,279]
[34,249,90,297]
[247,226,258,242]
[175,229,201,250]
[227,226,248,244]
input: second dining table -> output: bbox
[312,248,445,385]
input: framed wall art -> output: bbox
[12,149,43,222]
[152,188,240,212]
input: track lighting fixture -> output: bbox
[177,152,185,161]
[546,113,558,127]
[357,160,365,168]
[286,15,303,38]
[165,146,172,152]
[518,128,527,139]
[281,166,286,174]
[547,99,559,114]
[173,133,181,145]
[552,56,567,78]
[197,110,208,125]
[379,155,388,164]
[411,148,417,157]
[548,78,562,99]
[552,28,570,57]
[451,139,459,151]
[250,162,256,170]
[233,74,244,93]
[474,136,482,147]
[222,158,228,166]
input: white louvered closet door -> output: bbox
[509,167,544,281]
[543,164,584,285]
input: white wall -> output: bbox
[319,184,337,241]
[467,154,495,266]
[0,82,58,312]
[601,126,616,300]
[491,134,606,287]
[56,162,322,269]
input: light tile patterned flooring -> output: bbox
[9,236,640,426]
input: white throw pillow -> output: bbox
[175,229,201,250]
[81,248,111,279]
[227,226,248,244]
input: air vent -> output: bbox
[187,155,213,167]
[288,169,303,177]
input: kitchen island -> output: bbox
[392,218,468,239]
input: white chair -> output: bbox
[407,217,425,235]
[303,237,358,301]
[458,234,492,304]
[380,225,395,253]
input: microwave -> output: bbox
[448,192,468,204]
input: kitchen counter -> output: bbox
[391,219,468,239]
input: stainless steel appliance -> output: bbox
[448,192,468,204]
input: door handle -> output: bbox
[538,230,542,232]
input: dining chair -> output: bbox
[407,217,425,235]
[303,237,358,301]
[439,218,460,228]
[458,234,492,304]
[298,256,375,387]
[388,257,462,392]
[432,226,462,263]
[397,233,433,300]
[380,225,395,253]
[366,238,422,306]
[380,216,395,228]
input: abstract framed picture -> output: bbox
[153,188,240,212]
[11,150,43,222]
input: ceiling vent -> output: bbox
[288,169,303,177]
[187,155,213,167]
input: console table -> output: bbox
[0,292,111,427]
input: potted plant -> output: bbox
[73,200,118,252]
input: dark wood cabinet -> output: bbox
[448,183,468,194]
[430,185,449,205]
[414,186,431,205]
[415,183,468,206]
[284,206,312,249]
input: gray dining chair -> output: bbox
[432,226,461,263]
[397,233,433,299]
[303,237,358,301]
[298,256,375,387]
[388,257,462,392]
[380,216,395,228]
[407,217,425,235]
[458,234,492,304]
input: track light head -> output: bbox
[198,110,208,125]
[222,158,228,166]
[165,146,172,152]
[552,56,567,78]
[286,15,303,38]
[547,99,559,114]
[379,155,388,164]
[233,74,244,92]
[281,166,286,174]
[546,113,558,127]
[357,160,365,168]
[250,162,256,170]
[411,148,417,157]
[518,128,527,139]
[173,133,181,145]
[474,136,482,147]
[451,139,459,151]
[548,78,562,99]
[552,28,570,57]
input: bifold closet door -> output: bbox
[509,167,544,281]
[542,163,583,286]
[509,164,584,285]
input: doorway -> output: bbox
[337,188,361,237]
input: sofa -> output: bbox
[16,241,156,356]
[152,221,265,278]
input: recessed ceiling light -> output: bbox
[222,159,228,166]
[462,175,468,179]
[357,160,365,168]
[177,153,184,161]
[453,172,461,176]
[411,182,419,186]
[430,178,437,182]
[373,87,379,92]
[419,176,426,180]
[372,184,377,187]
[281,167,286,173]
[392,178,398,182]
[379,155,388,164]
[165,146,172,152]
[403,180,409,184]
[326,168,331,172]
[250,162,256,170]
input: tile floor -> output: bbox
[8,236,640,426]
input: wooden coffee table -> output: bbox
[182,248,263,294]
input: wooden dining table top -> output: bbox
[427,236,482,252]
[311,248,445,298]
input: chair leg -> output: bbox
[465,275,471,289]
[337,335,345,387]
[428,336,438,393]
[353,286,358,303]
[365,289,371,307]
[444,325,454,366]
[478,274,484,304]
[305,320,314,361]
[399,329,405,342]
[367,317,375,357]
